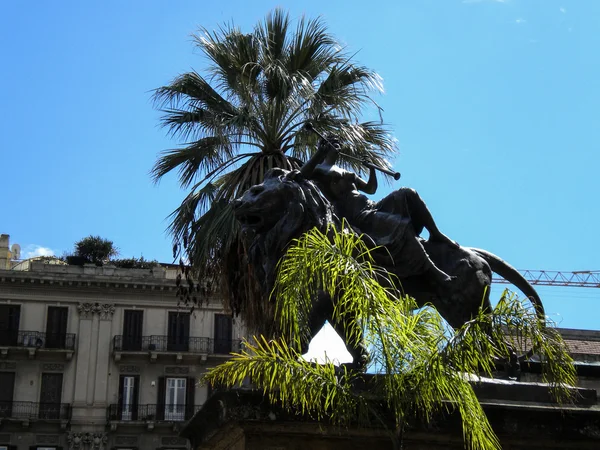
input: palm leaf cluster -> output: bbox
[204,226,576,450]
[152,9,396,319]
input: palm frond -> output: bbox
[315,62,384,117]
[150,137,234,187]
[286,15,341,80]
[194,26,261,102]
[166,183,219,242]
[204,336,368,423]
[153,71,238,115]
[256,9,290,63]
[287,119,396,176]
[182,199,239,270]
[205,226,577,450]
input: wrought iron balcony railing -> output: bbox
[112,335,241,355]
[107,403,202,422]
[0,401,71,420]
[0,330,76,350]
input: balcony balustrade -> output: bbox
[112,335,241,356]
[0,401,71,421]
[0,330,76,360]
[107,403,202,423]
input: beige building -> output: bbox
[0,234,244,450]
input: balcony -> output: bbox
[107,404,202,430]
[0,330,76,360]
[112,335,242,362]
[0,401,71,427]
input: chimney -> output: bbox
[0,234,9,270]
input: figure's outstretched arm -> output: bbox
[300,143,330,179]
[354,166,378,195]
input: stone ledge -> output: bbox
[181,379,600,450]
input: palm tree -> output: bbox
[204,226,577,450]
[152,9,396,324]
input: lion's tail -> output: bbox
[468,247,545,321]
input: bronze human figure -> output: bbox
[300,136,458,288]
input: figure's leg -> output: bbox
[330,318,369,371]
[306,291,368,370]
[302,291,333,355]
[414,238,455,284]
[399,226,456,285]
[405,189,457,247]
[377,188,458,247]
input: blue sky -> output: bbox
[2,0,598,329]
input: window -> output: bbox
[118,375,139,420]
[122,376,135,420]
[39,373,63,419]
[45,306,68,349]
[214,314,232,354]
[167,312,190,352]
[0,372,15,417]
[0,305,20,346]
[165,378,186,421]
[122,310,143,351]
[157,376,195,421]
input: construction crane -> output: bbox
[493,270,600,288]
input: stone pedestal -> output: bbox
[181,380,600,450]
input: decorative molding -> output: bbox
[165,366,190,375]
[77,303,95,319]
[36,434,60,444]
[77,302,115,320]
[162,436,188,446]
[66,432,84,449]
[0,361,16,370]
[67,432,108,449]
[119,365,140,373]
[115,435,138,446]
[41,363,65,372]
[89,433,108,449]
[97,303,115,320]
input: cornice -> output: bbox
[0,269,177,291]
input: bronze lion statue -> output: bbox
[232,168,544,368]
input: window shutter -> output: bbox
[132,375,140,420]
[214,314,232,354]
[185,377,196,419]
[117,375,125,419]
[156,376,166,420]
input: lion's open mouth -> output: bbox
[237,213,263,228]
[233,200,266,231]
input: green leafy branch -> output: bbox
[203,225,576,450]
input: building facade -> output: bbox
[0,235,244,450]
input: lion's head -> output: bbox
[233,168,335,240]
[227,168,337,335]
[230,169,335,312]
